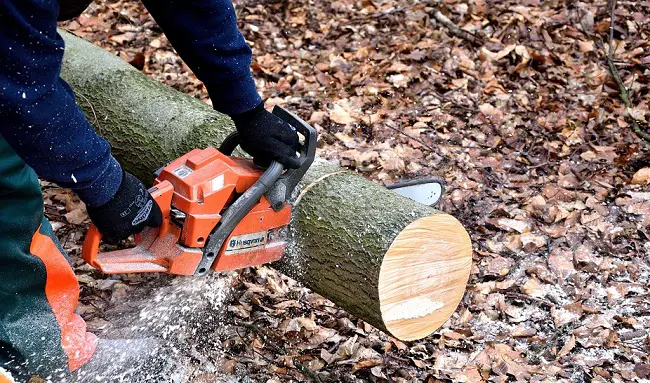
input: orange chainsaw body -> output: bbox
[82,106,317,276]
[82,147,291,275]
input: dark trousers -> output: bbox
[0,136,96,382]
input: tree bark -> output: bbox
[60,30,472,341]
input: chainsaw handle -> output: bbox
[218,106,317,211]
[268,106,317,209]
[219,106,317,170]
[271,105,317,173]
[81,181,174,269]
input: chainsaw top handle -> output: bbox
[220,105,317,211]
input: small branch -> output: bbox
[431,9,482,44]
[601,1,650,143]
[604,56,650,141]
[383,124,438,153]
[295,362,326,383]
[608,0,616,57]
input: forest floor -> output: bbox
[51,0,650,381]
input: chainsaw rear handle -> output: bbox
[270,105,318,200]
[81,181,174,269]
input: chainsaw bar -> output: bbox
[387,178,445,207]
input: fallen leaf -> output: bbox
[352,358,382,372]
[450,366,483,382]
[521,278,544,297]
[329,104,356,125]
[496,218,530,233]
[557,335,576,357]
[631,168,650,185]
[64,209,87,225]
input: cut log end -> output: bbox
[378,214,472,341]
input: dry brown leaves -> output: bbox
[52,0,650,381]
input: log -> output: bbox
[60,30,472,341]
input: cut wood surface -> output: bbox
[379,215,472,340]
[276,161,472,341]
[60,30,472,341]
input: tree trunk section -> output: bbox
[60,30,472,341]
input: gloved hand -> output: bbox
[230,102,301,168]
[87,171,162,243]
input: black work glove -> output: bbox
[87,171,162,243]
[230,102,301,168]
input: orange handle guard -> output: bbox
[81,224,104,268]
[81,181,175,269]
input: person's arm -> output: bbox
[141,0,301,168]
[1,0,160,241]
[0,0,121,206]
[141,0,261,116]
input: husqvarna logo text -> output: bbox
[225,231,267,255]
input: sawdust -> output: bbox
[90,273,235,382]
[382,297,444,322]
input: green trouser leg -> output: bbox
[0,135,96,382]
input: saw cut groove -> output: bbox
[379,214,472,341]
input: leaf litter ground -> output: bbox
[48,0,650,381]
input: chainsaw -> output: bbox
[81,106,446,276]
[82,106,317,276]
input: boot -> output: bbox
[59,338,182,383]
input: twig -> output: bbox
[383,124,438,153]
[430,9,482,44]
[601,1,650,143]
[608,0,616,57]
[239,321,287,354]
[528,161,554,169]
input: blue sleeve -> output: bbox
[0,0,123,207]
[141,0,262,116]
